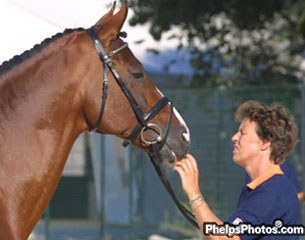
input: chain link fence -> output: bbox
[30,83,305,240]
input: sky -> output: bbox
[0,0,193,74]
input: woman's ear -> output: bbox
[261,140,271,151]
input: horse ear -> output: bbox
[111,1,128,32]
[97,1,128,43]
[95,1,116,26]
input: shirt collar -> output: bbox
[247,165,284,190]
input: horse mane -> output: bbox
[0,27,85,76]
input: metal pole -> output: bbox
[216,87,225,211]
[128,148,133,239]
[100,135,106,239]
[300,83,305,223]
[44,205,50,240]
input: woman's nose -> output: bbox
[231,132,239,143]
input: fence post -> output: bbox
[44,205,50,240]
[300,84,305,224]
[216,87,225,212]
[100,135,106,239]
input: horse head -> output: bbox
[84,2,190,163]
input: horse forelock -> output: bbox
[0,28,85,76]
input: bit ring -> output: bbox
[140,123,162,146]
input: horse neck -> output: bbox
[0,31,91,237]
[0,31,88,145]
[0,30,86,197]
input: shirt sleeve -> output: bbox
[227,188,277,240]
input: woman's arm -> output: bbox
[174,154,239,240]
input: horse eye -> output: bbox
[131,71,144,79]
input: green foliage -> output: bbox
[128,0,305,87]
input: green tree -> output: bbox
[128,0,305,87]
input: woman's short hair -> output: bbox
[234,100,298,164]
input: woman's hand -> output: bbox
[173,153,202,200]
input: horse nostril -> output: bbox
[182,130,190,143]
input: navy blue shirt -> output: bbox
[227,165,301,240]
[281,162,302,194]
[245,162,302,194]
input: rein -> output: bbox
[148,151,199,229]
[86,26,199,230]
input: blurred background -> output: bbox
[0,0,304,239]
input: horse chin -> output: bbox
[160,148,177,164]
[159,143,188,166]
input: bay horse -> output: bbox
[0,2,190,240]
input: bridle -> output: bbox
[86,26,199,229]
[86,26,172,147]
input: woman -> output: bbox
[174,100,301,240]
